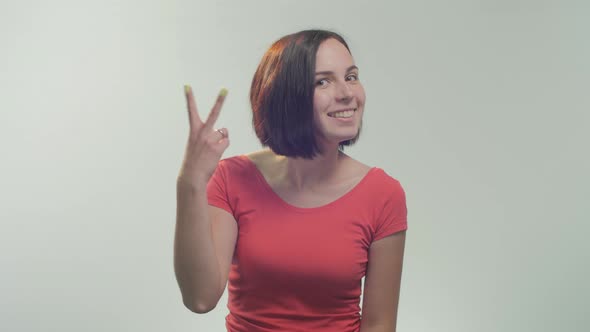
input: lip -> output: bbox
[327,108,357,116]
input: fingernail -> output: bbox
[219,88,228,97]
[184,85,191,94]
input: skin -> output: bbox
[313,38,365,151]
[359,230,406,332]
[247,37,369,208]
[252,39,407,331]
[175,86,232,313]
[181,38,406,331]
[284,38,366,190]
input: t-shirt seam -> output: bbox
[241,154,380,214]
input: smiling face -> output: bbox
[313,38,366,149]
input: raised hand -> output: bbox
[177,85,230,187]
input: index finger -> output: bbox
[184,85,202,128]
[203,88,228,129]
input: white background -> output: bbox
[1,0,588,331]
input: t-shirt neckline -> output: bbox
[239,154,378,213]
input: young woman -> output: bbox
[175,29,408,332]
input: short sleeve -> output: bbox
[206,160,233,215]
[373,179,408,242]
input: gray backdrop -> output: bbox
[1,0,588,331]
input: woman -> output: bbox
[175,29,407,332]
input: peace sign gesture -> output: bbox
[177,85,230,187]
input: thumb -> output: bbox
[219,137,230,150]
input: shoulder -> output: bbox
[244,148,273,163]
[219,153,251,168]
[244,148,280,166]
[339,154,372,183]
[369,167,403,191]
[363,167,406,208]
[366,167,408,237]
[243,148,284,180]
[218,149,277,178]
[215,154,253,180]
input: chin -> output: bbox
[328,131,359,143]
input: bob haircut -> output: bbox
[250,29,362,159]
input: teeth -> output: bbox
[329,109,356,118]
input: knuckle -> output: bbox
[189,131,201,142]
[194,129,207,141]
[205,139,216,148]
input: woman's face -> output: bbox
[312,38,365,147]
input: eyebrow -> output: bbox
[315,65,358,76]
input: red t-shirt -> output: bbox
[207,155,407,332]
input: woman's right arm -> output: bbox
[173,86,235,313]
[175,180,237,313]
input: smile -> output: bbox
[327,108,357,118]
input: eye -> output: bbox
[346,73,359,81]
[316,78,329,86]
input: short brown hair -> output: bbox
[250,29,361,159]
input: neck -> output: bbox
[273,147,348,191]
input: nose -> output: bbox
[335,81,353,102]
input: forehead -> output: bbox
[315,38,355,70]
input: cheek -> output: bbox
[313,92,332,117]
[355,86,366,106]
[313,92,330,110]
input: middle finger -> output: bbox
[203,88,228,130]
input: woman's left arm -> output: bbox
[359,230,406,332]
